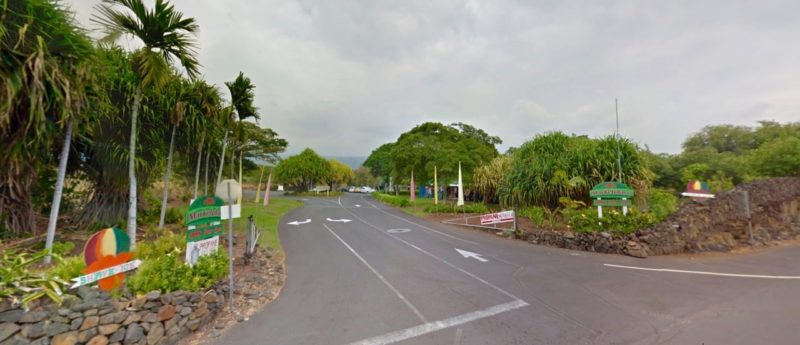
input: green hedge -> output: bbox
[563,208,658,234]
[423,203,488,214]
[372,193,409,207]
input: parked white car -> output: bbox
[360,186,375,193]
[348,186,356,193]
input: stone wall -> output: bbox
[0,284,225,345]
[522,177,800,257]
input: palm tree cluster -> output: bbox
[0,0,287,254]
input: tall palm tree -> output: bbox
[94,0,200,247]
[157,79,186,228]
[185,81,223,200]
[1,0,92,241]
[224,72,259,199]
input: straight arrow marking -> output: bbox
[455,248,488,262]
[326,218,352,223]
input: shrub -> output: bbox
[372,193,409,207]
[520,206,546,226]
[647,188,678,221]
[35,241,75,256]
[49,256,85,281]
[127,251,228,294]
[1,250,68,308]
[135,231,186,260]
[563,208,658,234]
[164,207,183,225]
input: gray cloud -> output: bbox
[67,0,800,155]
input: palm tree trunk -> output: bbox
[128,86,142,248]
[204,140,211,195]
[238,151,243,204]
[158,125,177,229]
[216,130,228,186]
[44,119,73,264]
[193,130,206,200]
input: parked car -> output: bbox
[360,186,375,193]
[347,186,356,192]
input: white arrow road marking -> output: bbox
[326,218,352,223]
[355,204,362,207]
[287,219,311,226]
[604,264,800,279]
[387,229,411,234]
[455,248,488,262]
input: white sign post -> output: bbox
[215,179,241,313]
[69,260,142,289]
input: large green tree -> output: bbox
[389,122,500,186]
[94,0,200,247]
[363,143,394,183]
[274,149,331,192]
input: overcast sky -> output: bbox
[66,0,800,156]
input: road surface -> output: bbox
[215,193,800,345]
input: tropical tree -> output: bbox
[473,156,512,203]
[157,78,187,228]
[223,72,259,190]
[94,0,200,247]
[500,132,651,208]
[181,80,224,199]
[363,143,394,183]
[1,0,93,238]
[328,160,355,190]
[274,149,331,192]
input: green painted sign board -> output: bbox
[589,181,635,199]
[185,195,224,242]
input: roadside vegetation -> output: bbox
[364,121,800,234]
[0,0,292,306]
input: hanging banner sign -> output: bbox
[71,259,141,289]
[480,210,515,225]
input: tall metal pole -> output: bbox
[227,183,235,313]
[744,190,754,244]
[616,98,623,182]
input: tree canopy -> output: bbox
[274,149,331,191]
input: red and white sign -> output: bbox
[480,210,515,225]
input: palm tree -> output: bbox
[224,72,259,198]
[94,0,200,247]
[1,1,92,242]
[157,79,186,228]
[185,81,223,200]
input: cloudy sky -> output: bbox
[66,0,800,156]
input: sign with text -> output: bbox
[71,259,141,289]
[592,199,631,207]
[186,236,219,266]
[185,195,224,242]
[480,210,515,225]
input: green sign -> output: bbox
[185,195,224,242]
[589,181,634,199]
[592,199,631,207]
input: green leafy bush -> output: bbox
[135,231,186,260]
[647,188,677,221]
[49,256,85,281]
[520,206,546,226]
[424,203,488,214]
[372,193,409,207]
[164,207,183,225]
[35,241,75,256]
[563,208,657,234]
[1,250,68,308]
[127,251,228,294]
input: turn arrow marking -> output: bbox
[326,218,352,223]
[455,248,488,262]
[287,219,311,226]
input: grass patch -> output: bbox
[371,192,491,217]
[234,198,302,253]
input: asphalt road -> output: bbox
[215,193,800,345]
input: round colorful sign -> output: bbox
[83,227,130,267]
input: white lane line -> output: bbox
[341,207,523,301]
[361,195,378,208]
[604,264,800,279]
[360,205,479,245]
[453,328,463,345]
[323,224,428,323]
[347,300,528,345]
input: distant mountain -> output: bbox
[326,156,367,169]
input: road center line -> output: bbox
[341,206,524,301]
[604,263,800,279]
[323,223,428,323]
[347,300,528,345]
